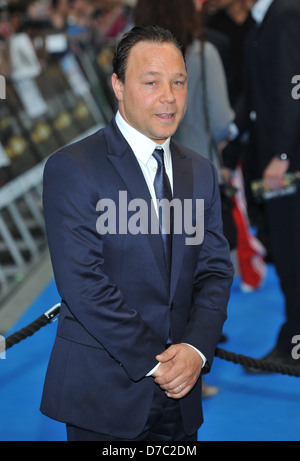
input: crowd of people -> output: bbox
[0,0,135,185]
[0,0,134,56]
[1,0,300,441]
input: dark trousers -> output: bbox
[66,385,198,442]
[266,193,300,354]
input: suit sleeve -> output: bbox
[43,152,165,381]
[180,162,234,373]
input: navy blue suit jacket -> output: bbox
[40,117,233,438]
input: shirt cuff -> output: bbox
[182,343,207,368]
[146,362,161,376]
[146,343,207,376]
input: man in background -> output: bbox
[223,0,300,371]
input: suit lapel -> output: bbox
[104,119,170,291]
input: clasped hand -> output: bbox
[152,344,203,399]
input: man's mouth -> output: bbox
[156,113,175,120]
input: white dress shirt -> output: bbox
[115,111,173,204]
[115,112,206,375]
[251,0,274,24]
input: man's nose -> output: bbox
[160,82,176,103]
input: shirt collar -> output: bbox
[251,0,274,24]
[115,111,171,167]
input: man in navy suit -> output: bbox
[223,0,300,371]
[40,25,234,441]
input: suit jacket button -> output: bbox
[170,303,174,311]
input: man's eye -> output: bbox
[146,81,156,86]
[173,81,184,86]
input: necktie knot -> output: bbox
[152,147,165,167]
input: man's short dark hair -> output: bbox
[112,25,185,83]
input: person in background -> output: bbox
[205,0,254,104]
[91,0,133,44]
[49,0,71,31]
[205,0,271,267]
[222,0,300,371]
[200,0,267,293]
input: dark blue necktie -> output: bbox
[152,148,173,274]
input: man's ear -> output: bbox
[111,73,124,102]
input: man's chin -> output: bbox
[149,127,180,144]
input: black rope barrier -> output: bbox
[1,303,61,350]
[214,347,300,377]
[1,302,300,377]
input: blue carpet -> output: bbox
[0,264,299,441]
[0,281,66,441]
[199,265,300,441]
